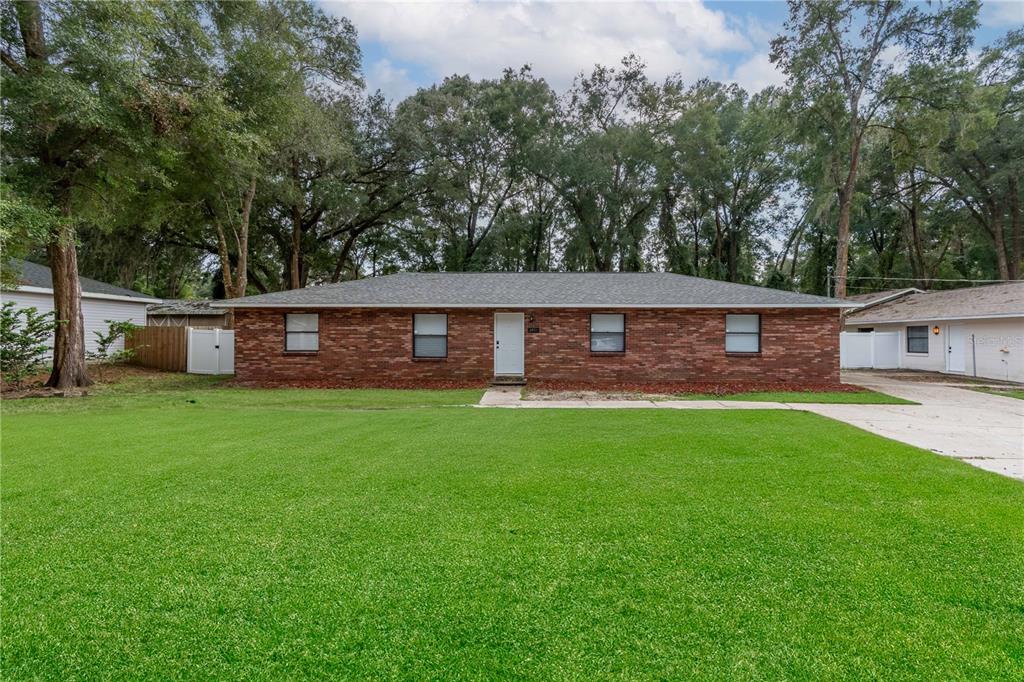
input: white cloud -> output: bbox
[730,52,786,94]
[331,0,758,93]
[366,58,419,101]
[979,0,1024,27]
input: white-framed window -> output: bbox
[590,313,625,352]
[284,313,319,352]
[413,313,447,358]
[725,314,760,353]
[906,325,929,354]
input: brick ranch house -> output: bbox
[213,272,856,388]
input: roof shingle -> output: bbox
[214,272,853,308]
[844,282,1024,323]
[8,259,158,301]
[147,300,227,316]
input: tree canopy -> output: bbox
[2,1,1020,343]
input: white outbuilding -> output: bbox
[2,259,161,354]
[841,282,1024,383]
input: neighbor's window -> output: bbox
[725,314,760,353]
[285,313,319,352]
[413,313,447,358]
[906,325,929,354]
[590,313,625,352]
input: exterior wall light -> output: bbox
[932,326,941,335]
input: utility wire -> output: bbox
[842,276,1013,283]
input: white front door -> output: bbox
[493,313,525,375]
[946,325,966,373]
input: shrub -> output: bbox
[88,320,138,365]
[0,301,55,387]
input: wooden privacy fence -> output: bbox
[126,326,188,372]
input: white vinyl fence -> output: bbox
[187,328,235,375]
[840,331,900,369]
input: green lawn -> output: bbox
[3,375,484,416]
[667,389,914,404]
[3,388,1022,679]
[973,387,1024,401]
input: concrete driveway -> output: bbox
[814,372,1024,480]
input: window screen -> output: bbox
[590,314,625,352]
[414,314,447,358]
[906,325,929,354]
[725,314,760,353]
[285,313,319,352]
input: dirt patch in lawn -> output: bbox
[525,381,857,401]
[1,365,219,400]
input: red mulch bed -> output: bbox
[229,378,489,390]
[528,381,859,396]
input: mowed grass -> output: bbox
[668,390,914,404]
[3,375,484,416]
[973,387,1024,401]
[3,391,1023,679]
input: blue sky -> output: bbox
[320,1,1024,100]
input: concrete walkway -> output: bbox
[477,375,1024,480]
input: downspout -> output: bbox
[971,333,977,378]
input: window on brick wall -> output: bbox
[590,313,625,352]
[285,313,319,352]
[413,314,447,358]
[906,325,929,354]
[725,314,760,353]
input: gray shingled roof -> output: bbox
[845,282,1024,323]
[9,259,159,301]
[147,299,227,316]
[844,287,921,304]
[213,272,854,308]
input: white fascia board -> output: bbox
[11,285,161,304]
[211,301,858,309]
[848,312,1024,324]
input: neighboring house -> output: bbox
[843,288,923,317]
[1,259,161,354]
[213,272,855,387]
[147,300,231,329]
[842,282,1024,383]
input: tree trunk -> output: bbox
[331,230,361,283]
[214,221,235,296]
[19,2,91,389]
[16,1,46,62]
[45,221,92,389]
[692,210,700,275]
[286,155,305,289]
[835,178,856,297]
[985,197,1010,281]
[234,175,255,297]
[214,175,255,299]
[1008,177,1021,280]
[727,221,739,282]
[289,202,303,289]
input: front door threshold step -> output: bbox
[491,375,527,386]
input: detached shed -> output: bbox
[842,283,1024,383]
[2,259,160,354]
[147,300,231,329]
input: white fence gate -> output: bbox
[840,331,900,369]
[187,328,235,375]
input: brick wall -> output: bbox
[233,307,840,387]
